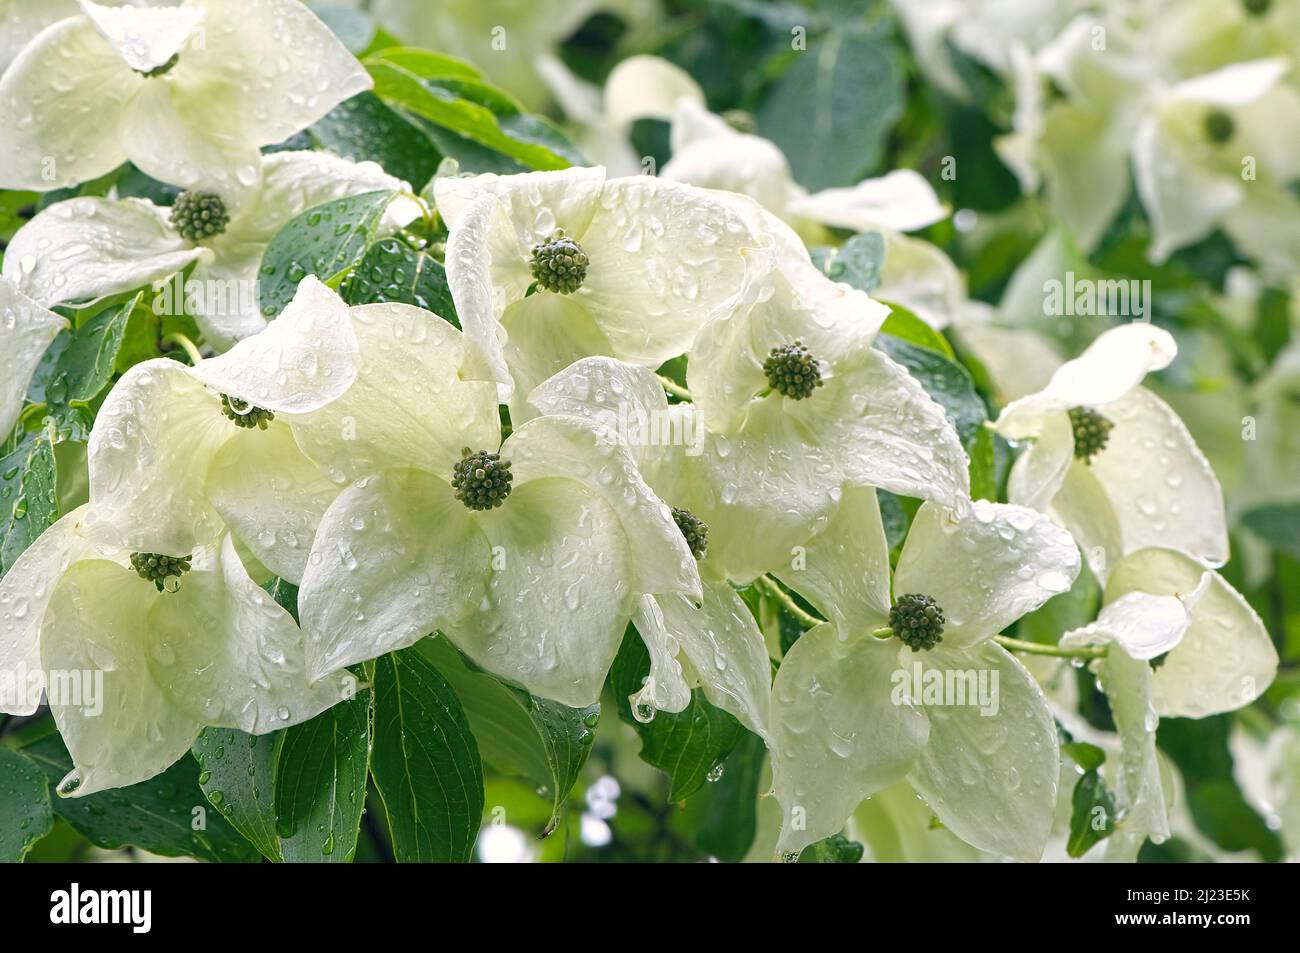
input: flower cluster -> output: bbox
[0,0,1281,864]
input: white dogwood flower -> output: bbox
[0,0,371,193]
[995,322,1228,578]
[1133,58,1300,271]
[0,278,67,439]
[433,165,763,406]
[766,487,1080,859]
[286,299,701,707]
[0,506,354,795]
[83,276,359,581]
[4,150,411,349]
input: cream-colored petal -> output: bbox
[629,595,692,716]
[1061,589,1191,661]
[0,279,67,438]
[1006,410,1074,512]
[498,293,615,421]
[80,0,203,73]
[604,54,704,131]
[790,170,949,234]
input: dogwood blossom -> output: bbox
[433,165,763,404]
[82,276,359,579]
[0,0,371,193]
[0,506,354,794]
[995,322,1228,578]
[0,278,67,439]
[282,297,701,707]
[766,488,1080,859]
[4,150,411,349]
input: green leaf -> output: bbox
[309,91,443,189]
[1241,503,1300,560]
[0,749,54,862]
[371,647,484,862]
[1067,769,1116,858]
[757,30,904,190]
[193,728,284,863]
[1062,741,1107,773]
[261,576,300,625]
[343,237,459,327]
[816,231,886,293]
[42,294,138,440]
[366,57,573,171]
[678,730,766,861]
[20,729,259,862]
[799,831,865,863]
[417,639,597,837]
[878,301,955,357]
[259,189,399,319]
[608,626,744,802]
[274,687,372,863]
[309,2,376,53]
[0,429,58,578]
[968,423,997,502]
[875,334,986,448]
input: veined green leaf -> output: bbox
[0,429,57,578]
[0,749,54,862]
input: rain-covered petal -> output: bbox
[497,293,615,419]
[0,279,67,438]
[0,0,79,71]
[894,500,1080,647]
[0,506,102,715]
[80,0,204,74]
[654,580,772,740]
[874,234,965,331]
[289,300,499,484]
[1105,548,1277,718]
[433,166,605,239]
[187,275,358,414]
[148,534,354,733]
[774,485,891,637]
[789,170,949,234]
[85,359,231,554]
[1006,409,1074,512]
[578,176,758,369]
[629,595,692,716]
[299,468,489,679]
[442,478,633,707]
[787,345,971,511]
[41,559,201,796]
[1096,647,1169,860]
[206,421,339,585]
[1061,590,1191,661]
[505,414,700,601]
[1084,387,1228,568]
[770,625,928,856]
[0,15,136,189]
[181,0,371,149]
[2,197,204,309]
[907,642,1059,862]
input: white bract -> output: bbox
[0,277,67,439]
[0,0,370,193]
[4,150,412,349]
[767,488,1080,859]
[0,505,354,795]
[434,165,762,407]
[281,298,701,708]
[82,276,359,580]
[995,322,1228,578]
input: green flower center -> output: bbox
[171,191,230,242]
[671,507,708,560]
[889,593,946,652]
[1068,405,1114,463]
[1242,0,1271,15]
[130,552,192,592]
[1149,651,1170,671]
[453,447,513,511]
[220,394,275,430]
[763,340,823,400]
[136,53,179,78]
[529,229,589,294]
[1204,109,1235,144]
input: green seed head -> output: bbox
[889,592,946,652]
[529,229,589,294]
[1149,651,1170,671]
[763,340,823,400]
[1204,109,1235,144]
[1243,0,1271,15]
[220,394,275,430]
[171,191,230,242]
[1068,405,1114,463]
[452,447,513,511]
[137,53,179,78]
[130,552,192,592]
[671,507,708,560]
